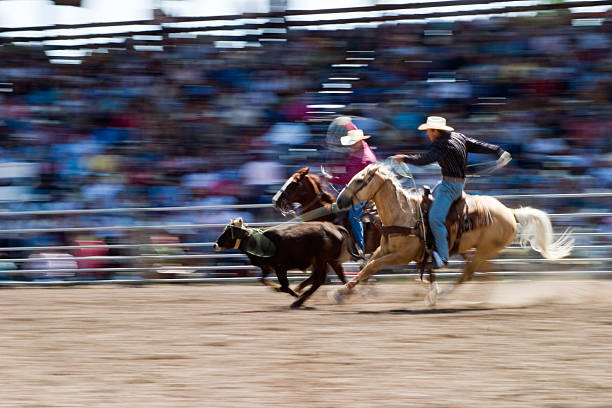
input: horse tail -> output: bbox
[513,207,574,259]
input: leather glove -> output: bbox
[389,155,405,164]
[320,165,332,179]
[496,151,512,168]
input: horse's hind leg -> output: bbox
[457,248,499,285]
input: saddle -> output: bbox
[337,200,381,259]
[420,186,492,257]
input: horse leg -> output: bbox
[434,249,495,303]
[275,269,299,298]
[291,263,327,309]
[341,246,383,291]
[330,249,413,303]
[424,268,442,307]
[457,249,496,285]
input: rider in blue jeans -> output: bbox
[393,116,511,269]
[323,116,377,256]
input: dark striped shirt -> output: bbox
[402,132,504,179]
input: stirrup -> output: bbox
[427,251,448,270]
[352,244,365,261]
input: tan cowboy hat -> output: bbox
[417,116,454,131]
[340,129,371,146]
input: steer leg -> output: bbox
[294,274,314,294]
[329,260,347,284]
[260,266,297,297]
[259,266,277,288]
[275,269,298,298]
[291,262,327,309]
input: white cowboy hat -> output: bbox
[417,116,454,132]
[340,129,371,146]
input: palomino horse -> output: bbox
[331,164,574,305]
[272,167,382,255]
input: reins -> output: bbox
[264,203,339,232]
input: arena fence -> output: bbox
[0,192,609,285]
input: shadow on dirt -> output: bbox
[358,307,494,315]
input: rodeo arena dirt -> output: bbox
[2,281,612,407]
[1,1,612,407]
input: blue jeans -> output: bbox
[429,180,463,261]
[348,202,365,253]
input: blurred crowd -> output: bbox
[0,10,610,280]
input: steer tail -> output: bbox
[513,207,574,259]
[337,225,360,260]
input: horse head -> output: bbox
[337,164,385,210]
[213,217,252,251]
[337,163,421,227]
[273,167,333,216]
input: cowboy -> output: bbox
[322,116,377,256]
[392,116,511,269]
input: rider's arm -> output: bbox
[399,144,445,166]
[327,154,361,185]
[465,137,505,158]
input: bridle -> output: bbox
[273,176,299,216]
[275,174,328,215]
[341,166,382,203]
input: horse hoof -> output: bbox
[425,282,441,306]
[290,301,302,309]
[328,289,344,304]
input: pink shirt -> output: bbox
[329,141,377,186]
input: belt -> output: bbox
[443,176,465,183]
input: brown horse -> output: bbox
[330,164,574,305]
[272,167,382,255]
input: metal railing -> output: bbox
[0,192,608,284]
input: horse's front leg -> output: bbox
[425,267,442,306]
[330,248,413,303]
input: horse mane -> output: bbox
[306,173,336,204]
[367,163,423,219]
